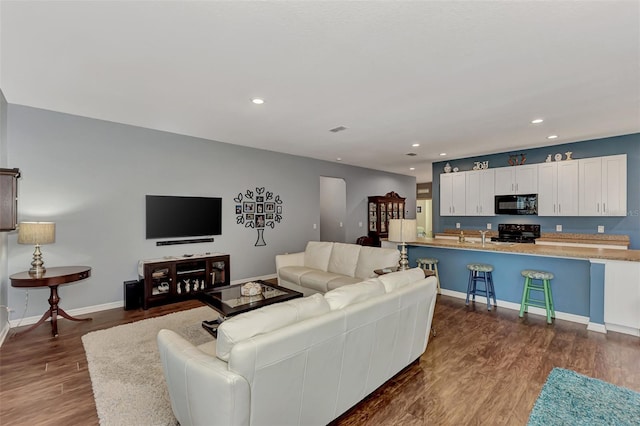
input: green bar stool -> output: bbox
[466,263,496,310]
[416,257,440,293]
[519,270,555,324]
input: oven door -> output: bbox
[495,194,538,215]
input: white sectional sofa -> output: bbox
[276,241,400,296]
[157,268,437,426]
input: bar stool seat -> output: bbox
[466,263,496,310]
[519,269,555,324]
[416,257,440,293]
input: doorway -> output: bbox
[319,176,346,242]
[416,199,433,237]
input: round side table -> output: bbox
[10,266,92,337]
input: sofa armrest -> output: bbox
[157,329,250,426]
[276,252,305,283]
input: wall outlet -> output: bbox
[313,223,317,230]
[358,221,362,228]
[556,225,562,232]
[456,223,461,229]
[339,222,343,228]
[486,223,492,230]
[598,225,605,233]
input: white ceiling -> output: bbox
[2,1,639,183]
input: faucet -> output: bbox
[480,230,488,247]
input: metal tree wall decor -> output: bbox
[234,187,283,246]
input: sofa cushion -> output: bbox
[216,294,330,361]
[279,266,316,286]
[354,246,401,279]
[299,270,346,293]
[378,268,425,293]
[304,241,334,271]
[327,276,363,291]
[324,278,385,310]
[327,243,361,277]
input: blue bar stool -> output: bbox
[519,270,555,324]
[466,263,496,310]
[416,257,440,293]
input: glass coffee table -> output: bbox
[198,280,303,337]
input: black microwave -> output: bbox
[495,194,538,215]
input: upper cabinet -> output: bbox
[0,168,20,231]
[494,164,538,195]
[537,161,579,216]
[578,154,627,216]
[440,173,465,216]
[465,169,495,216]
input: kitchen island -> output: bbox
[404,237,640,336]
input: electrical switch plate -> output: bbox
[313,223,317,230]
[556,225,562,232]
[598,225,605,233]
[486,223,492,230]
[358,221,362,227]
[339,222,343,228]
[456,223,461,229]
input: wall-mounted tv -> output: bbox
[146,195,222,239]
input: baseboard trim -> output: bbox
[8,273,279,329]
[0,322,9,347]
[439,289,595,330]
[605,322,640,337]
[587,322,608,334]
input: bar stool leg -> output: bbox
[546,279,555,319]
[465,271,473,305]
[519,277,530,317]
[543,279,553,324]
[487,271,496,310]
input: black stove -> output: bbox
[491,224,540,244]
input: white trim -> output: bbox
[605,322,640,337]
[8,273,279,328]
[587,322,608,333]
[439,289,595,328]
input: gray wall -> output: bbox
[5,105,416,319]
[432,133,640,248]
[0,90,8,338]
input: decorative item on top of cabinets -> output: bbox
[368,192,405,239]
[473,161,489,170]
[508,153,527,166]
[443,163,452,173]
[565,152,573,160]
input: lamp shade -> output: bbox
[18,222,56,245]
[387,219,417,243]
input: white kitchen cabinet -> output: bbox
[465,169,495,216]
[494,164,538,195]
[537,161,579,216]
[578,154,627,216]
[440,173,466,216]
[604,260,640,336]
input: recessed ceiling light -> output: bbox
[547,135,558,139]
[531,118,544,124]
[412,143,420,147]
[440,153,447,156]
[251,98,264,105]
[410,167,415,171]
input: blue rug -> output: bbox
[529,368,640,425]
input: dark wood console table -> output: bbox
[10,266,92,337]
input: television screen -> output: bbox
[146,195,222,239]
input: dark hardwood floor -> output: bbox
[1,294,639,426]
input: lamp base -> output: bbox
[28,244,46,276]
[398,243,410,271]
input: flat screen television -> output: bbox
[146,195,222,239]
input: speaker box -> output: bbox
[124,279,143,310]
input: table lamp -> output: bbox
[388,219,417,270]
[18,221,56,276]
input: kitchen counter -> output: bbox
[403,238,640,336]
[412,237,640,262]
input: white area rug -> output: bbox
[82,307,214,426]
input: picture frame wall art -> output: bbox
[234,186,284,246]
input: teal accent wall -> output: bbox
[432,133,640,248]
